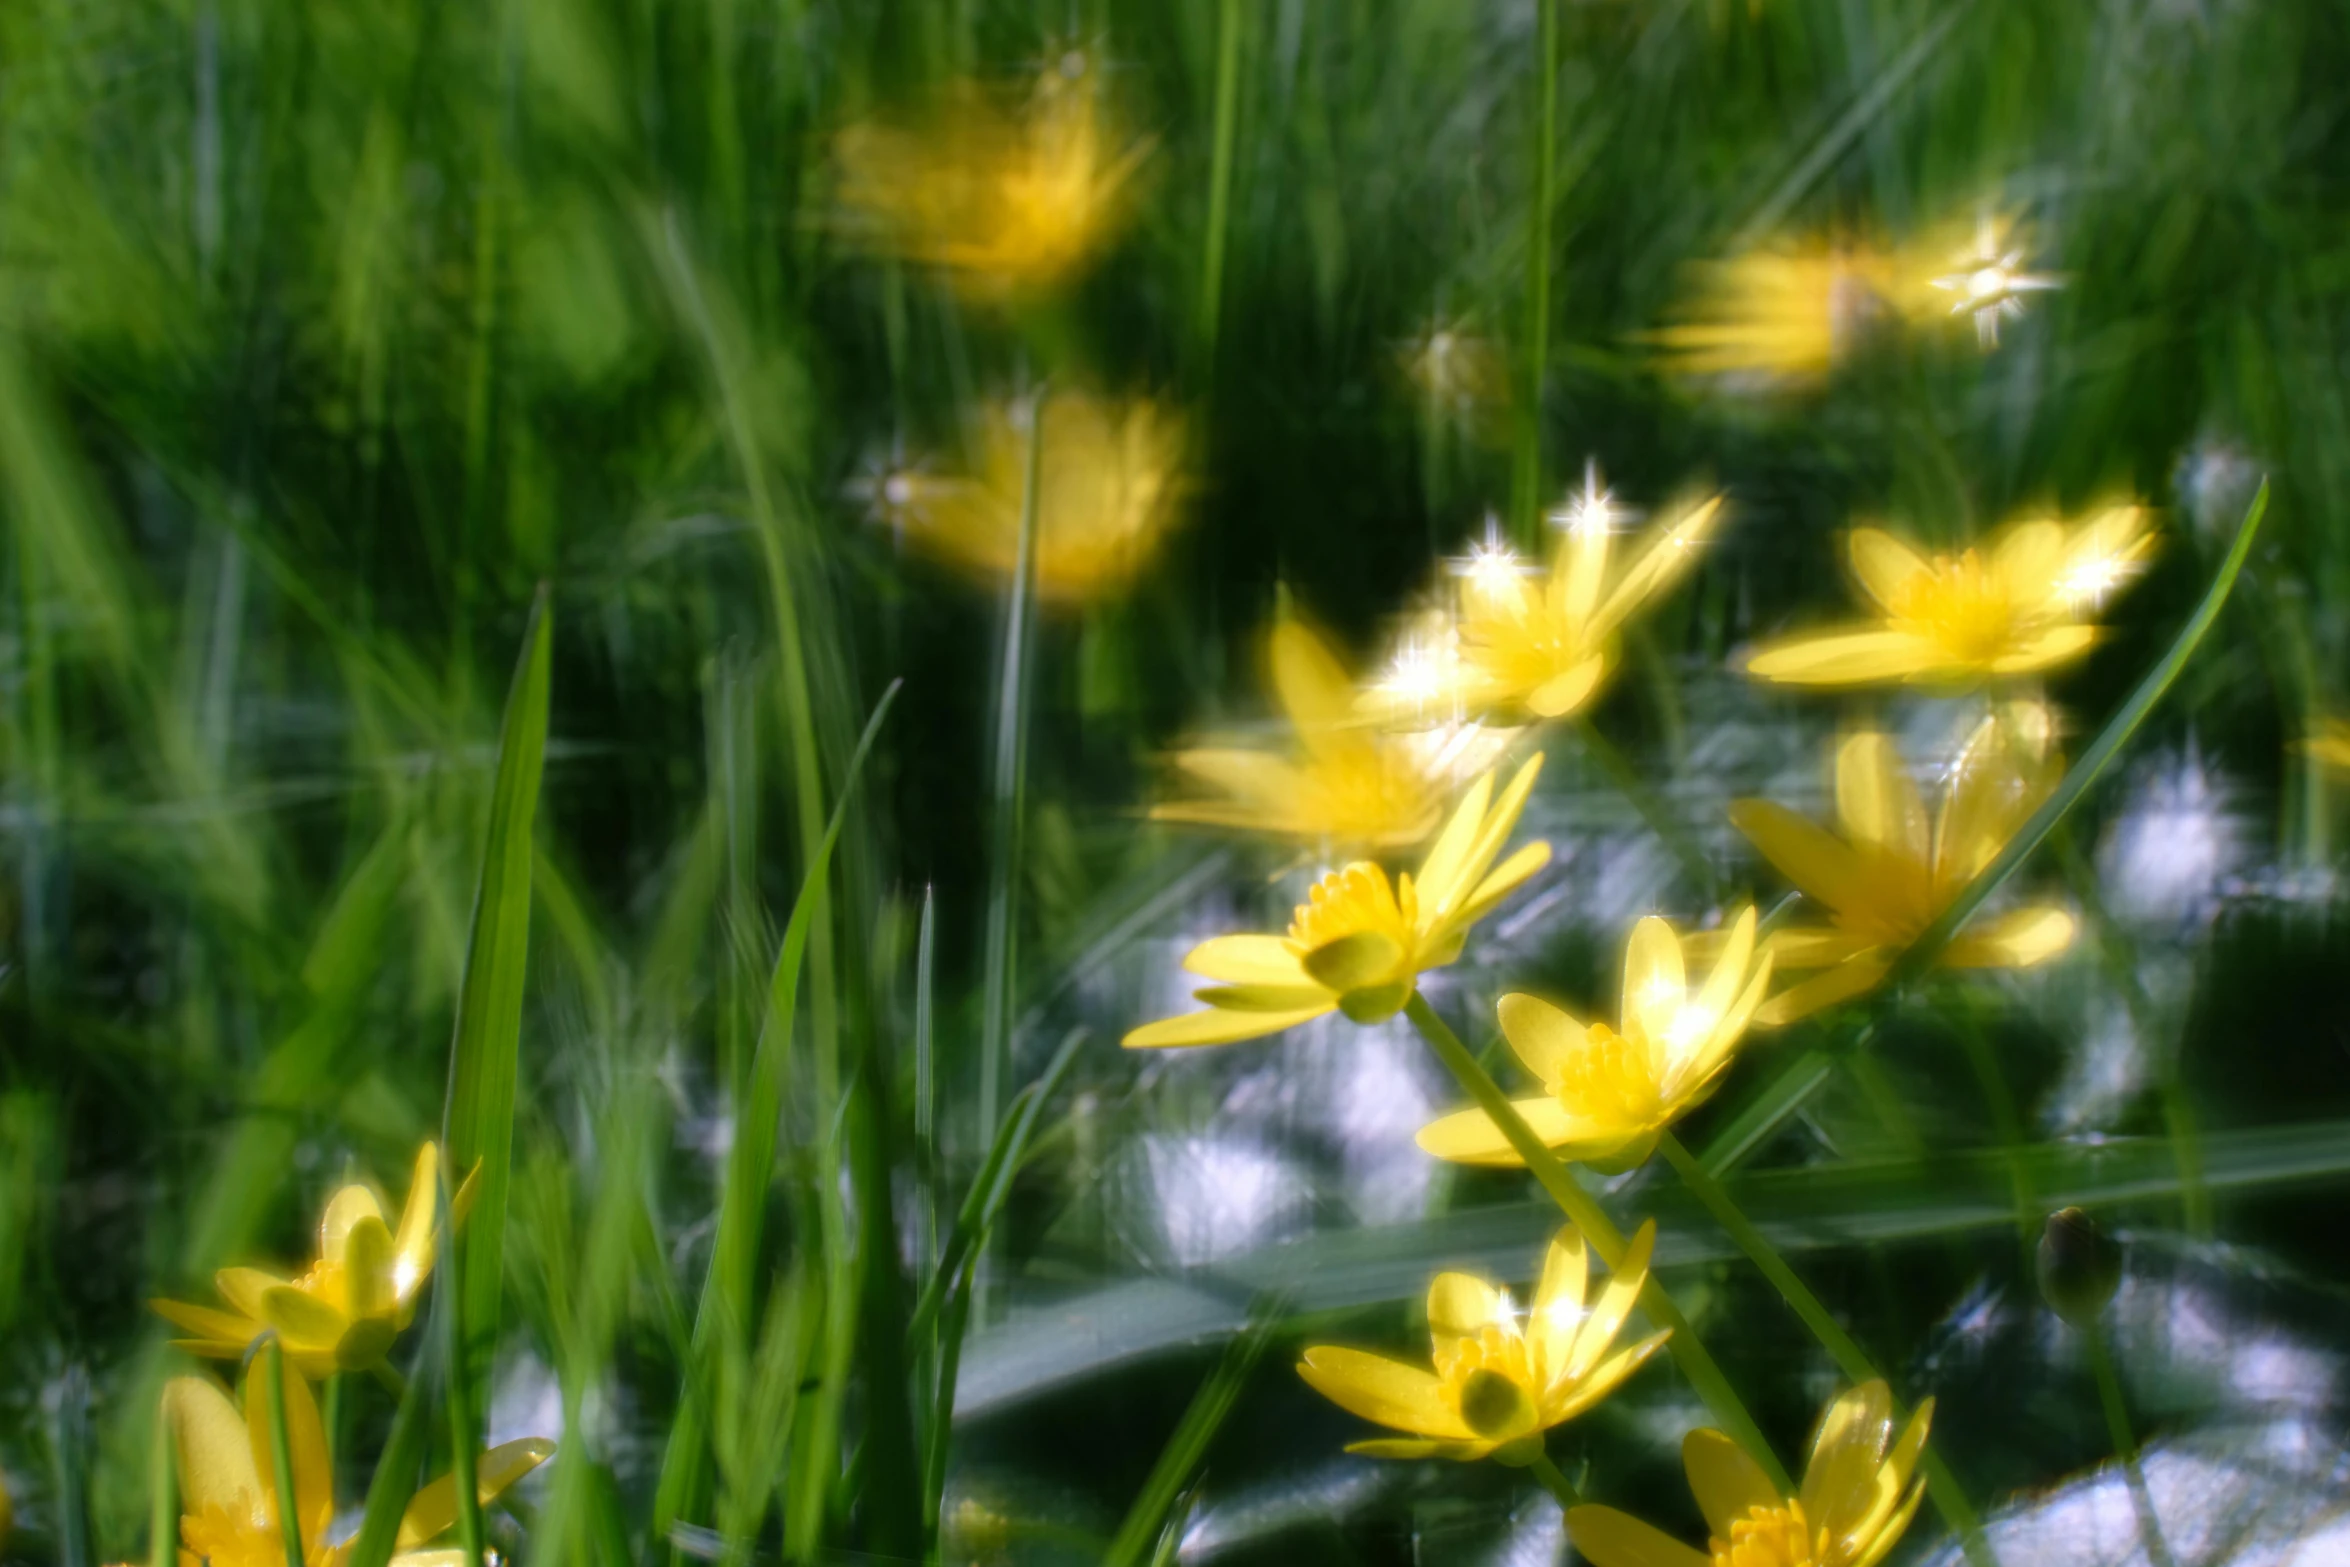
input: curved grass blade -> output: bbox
[342,1330,441,1567]
[441,589,555,1389]
[1886,480,2268,989]
[1102,1301,1282,1567]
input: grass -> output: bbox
[4,0,2350,1563]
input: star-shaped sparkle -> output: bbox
[1932,216,2061,349]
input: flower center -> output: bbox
[1712,1501,1822,1567]
[1286,863,1416,960]
[1435,1321,1544,1439]
[1550,1022,1665,1126]
[1891,551,2027,663]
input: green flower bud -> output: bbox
[2037,1206,2122,1325]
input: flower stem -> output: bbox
[1526,1450,1583,1511]
[1401,993,1792,1494]
[1655,1131,1998,1567]
[261,1339,306,1567]
[2086,1322,2178,1567]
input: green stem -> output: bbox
[262,1341,306,1567]
[1526,1451,1583,1512]
[1656,1132,1996,1567]
[2086,1323,2177,1567]
[1510,0,1560,549]
[1574,718,1715,897]
[151,1389,180,1567]
[1401,994,1792,1494]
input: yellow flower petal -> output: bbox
[1801,1380,1895,1533]
[1566,1504,1712,1567]
[259,1285,349,1354]
[1190,983,1335,1012]
[1682,1427,1780,1538]
[1988,623,2098,674]
[1498,993,1588,1089]
[396,1438,557,1549]
[151,1298,260,1350]
[1452,840,1552,932]
[1944,905,2074,968]
[1413,767,1497,912]
[214,1267,291,1326]
[1690,906,1758,1025]
[163,1377,262,1526]
[1759,925,1874,969]
[1527,656,1607,719]
[1743,628,1943,685]
[1427,1271,1504,1339]
[1755,956,1889,1027]
[319,1183,386,1269]
[1552,1328,1670,1420]
[1182,934,1310,986]
[1728,799,1880,917]
[1121,1004,1331,1049]
[1300,930,1406,993]
[1414,1097,1625,1166]
[1271,616,1359,745]
[1589,496,1724,640]
[1847,529,1930,613]
[1566,1220,1654,1381]
[1531,1227,1591,1364]
[392,1143,441,1299]
[241,1362,333,1545]
[1623,916,1686,1043]
[1295,1347,1473,1440]
[1836,732,1929,867]
[1344,1436,1492,1461]
[342,1215,397,1322]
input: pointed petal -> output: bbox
[1183,934,1311,986]
[1527,655,1609,719]
[1568,1219,1655,1380]
[164,1376,263,1524]
[1413,768,1497,913]
[1552,1329,1671,1420]
[259,1286,349,1354]
[1623,916,1687,1043]
[1296,1347,1473,1439]
[1159,749,1309,820]
[391,1144,441,1297]
[1934,717,2044,888]
[1756,958,1888,1028]
[215,1267,293,1325]
[1443,754,1546,915]
[1728,800,1876,916]
[152,1298,262,1347]
[1531,1229,1591,1369]
[1345,1437,1493,1461]
[1683,1428,1781,1538]
[319,1183,386,1268]
[1450,840,1552,932]
[1121,1003,1330,1049]
[396,1438,557,1549]
[1846,530,1930,614]
[1991,520,2064,596]
[242,1362,332,1542]
[1743,628,1944,686]
[342,1216,397,1322]
[1271,618,1359,741]
[1836,733,1928,868]
[1591,496,1724,638]
[1415,1097,1628,1167]
[1944,905,2074,968]
[1760,925,1875,971]
[1498,993,1588,1090]
[1989,623,2097,674]
[1691,907,1757,1026]
[1427,1272,1504,1339]
[1192,983,1338,1012]
[1801,1381,1896,1532]
[1567,1505,1712,1567]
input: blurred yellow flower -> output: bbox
[1728,713,2075,1025]
[153,1143,472,1377]
[161,1369,551,1566]
[1652,240,1897,382]
[1569,1380,1932,1567]
[1744,506,2155,688]
[1374,481,1725,722]
[1297,1220,1669,1464]
[1919,212,2060,350]
[895,392,1189,604]
[1417,907,1771,1172]
[833,62,1149,298]
[1155,618,1510,848]
[1126,756,1550,1047]
[2299,718,2350,773]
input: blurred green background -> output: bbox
[4,0,2350,1562]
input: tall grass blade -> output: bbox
[441,589,556,1390]
[1102,1304,1280,1567]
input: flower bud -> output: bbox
[2037,1207,2122,1325]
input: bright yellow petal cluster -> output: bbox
[833,65,1150,299]
[162,1369,551,1567]
[1371,494,1726,723]
[1126,756,1551,1048]
[1569,1381,1932,1567]
[895,392,1189,605]
[1652,240,1899,383]
[1418,908,1771,1172]
[1155,619,1514,849]
[153,1143,472,1377]
[1744,507,2154,688]
[1729,712,2075,1025]
[1297,1221,1670,1464]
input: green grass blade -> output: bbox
[1102,1303,1281,1567]
[905,1026,1087,1355]
[441,589,555,1391]
[343,1322,442,1567]
[261,1342,306,1567]
[1887,480,2268,989]
[1696,1047,1836,1177]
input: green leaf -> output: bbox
[1103,1301,1281,1567]
[441,591,555,1389]
[1887,480,2268,988]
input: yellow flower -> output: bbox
[1381,485,1725,721]
[1568,1381,1932,1567]
[1417,908,1771,1172]
[1154,618,1511,849]
[1744,507,2155,688]
[1727,714,2076,1026]
[1298,1221,1669,1464]
[895,392,1189,605]
[1652,240,1897,383]
[833,62,1149,299]
[2300,718,2350,773]
[153,1143,473,1377]
[1126,756,1551,1048]
[161,1368,551,1567]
